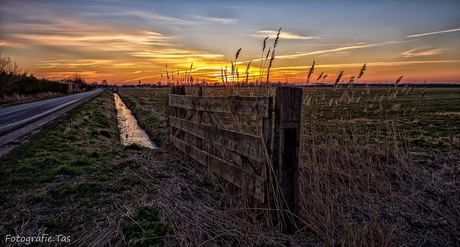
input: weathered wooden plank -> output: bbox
[170,135,266,202]
[172,110,195,137]
[202,115,257,173]
[169,116,265,163]
[207,112,225,129]
[261,97,273,184]
[262,97,273,160]
[169,94,272,118]
[170,86,187,137]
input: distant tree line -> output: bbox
[0,54,93,98]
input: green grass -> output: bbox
[0,90,170,246]
[301,86,460,150]
[1,86,458,246]
[122,206,172,247]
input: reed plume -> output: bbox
[220,67,225,84]
[316,72,324,83]
[266,50,275,83]
[261,47,271,83]
[232,48,242,87]
[357,63,367,81]
[349,76,355,84]
[245,61,252,85]
[394,76,403,86]
[165,63,170,84]
[265,27,281,88]
[236,48,242,60]
[307,60,315,84]
[334,71,344,87]
[273,27,281,48]
[259,37,269,83]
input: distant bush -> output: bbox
[11,75,68,95]
[0,54,93,98]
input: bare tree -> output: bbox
[0,53,21,75]
[0,53,23,95]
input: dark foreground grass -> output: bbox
[0,91,174,246]
[1,87,458,246]
[118,86,459,246]
[0,89,308,246]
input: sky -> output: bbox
[0,0,459,84]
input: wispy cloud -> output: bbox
[401,47,445,57]
[130,49,224,59]
[193,15,238,25]
[252,30,319,40]
[406,27,460,38]
[272,59,460,71]
[119,10,195,27]
[276,40,410,59]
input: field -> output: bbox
[0,86,458,246]
[118,85,459,246]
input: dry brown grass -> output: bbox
[0,91,65,105]
[298,87,459,246]
[115,86,460,246]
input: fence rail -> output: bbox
[169,94,271,117]
[168,86,302,233]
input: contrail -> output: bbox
[407,27,460,38]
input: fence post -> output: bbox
[273,86,303,234]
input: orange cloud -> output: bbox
[401,47,445,57]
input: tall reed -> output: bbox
[306,60,315,84]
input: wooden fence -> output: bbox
[168,86,302,233]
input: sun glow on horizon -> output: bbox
[1,0,459,85]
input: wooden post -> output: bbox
[171,85,186,96]
[273,86,303,234]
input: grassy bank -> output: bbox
[1,90,305,246]
[0,91,172,246]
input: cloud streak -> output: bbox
[272,59,460,71]
[276,41,410,59]
[401,47,445,57]
[406,27,460,38]
[193,15,238,25]
[253,30,319,40]
[130,49,224,59]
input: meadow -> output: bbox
[118,85,459,246]
[0,86,458,246]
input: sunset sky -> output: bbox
[1,0,459,84]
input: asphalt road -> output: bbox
[0,89,102,156]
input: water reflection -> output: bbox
[114,93,156,149]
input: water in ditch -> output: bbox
[114,93,157,149]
